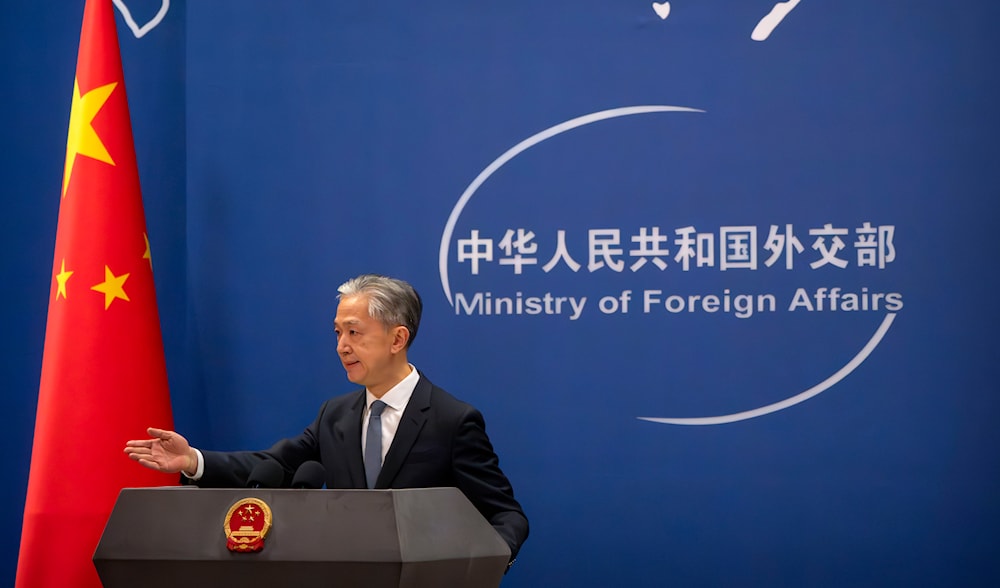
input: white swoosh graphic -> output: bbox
[113,0,170,39]
[752,0,801,42]
[639,312,897,425]
[439,105,704,305]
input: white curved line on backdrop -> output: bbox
[752,0,801,41]
[638,312,897,425]
[439,105,705,305]
[113,0,170,39]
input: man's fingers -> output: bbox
[125,429,186,475]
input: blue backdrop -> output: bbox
[4,1,999,586]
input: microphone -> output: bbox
[245,458,285,488]
[291,461,327,489]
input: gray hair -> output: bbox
[337,274,422,348]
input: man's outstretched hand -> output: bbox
[124,427,197,475]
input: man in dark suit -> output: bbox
[125,274,528,565]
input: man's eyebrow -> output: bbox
[334,318,361,327]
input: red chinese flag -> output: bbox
[16,1,176,587]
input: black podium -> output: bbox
[93,487,511,588]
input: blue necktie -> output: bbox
[364,400,386,489]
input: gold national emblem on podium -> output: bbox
[224,498,273,552]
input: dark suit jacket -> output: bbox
[191,373,529,561]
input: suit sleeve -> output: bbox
[451,406,529,563]
[183,403,326,488]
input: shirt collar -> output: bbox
[366,364,419,412]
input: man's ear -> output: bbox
[390,325,410,353]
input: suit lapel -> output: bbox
[333,390,367,489]
[377,375,431,488]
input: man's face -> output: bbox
[333,295,402,395]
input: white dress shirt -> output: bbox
[362,365,419,465]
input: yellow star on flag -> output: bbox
[55,259,74,300]
[143,232,153,269]
[63,79,117,197]
[90,265,130,309]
